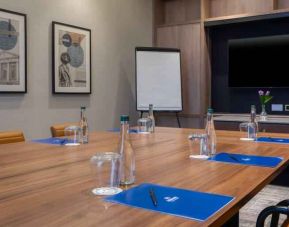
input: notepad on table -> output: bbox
[257,137,289,144]
[108,128,138,133]
[209,152,283,168]
[105,183,234,222]
[32,137,71,145]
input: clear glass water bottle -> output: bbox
[119,115,135,185]
[205,108,216,157]
[148,104,155,133]
[80,106,89,144]
[249,105,258,139]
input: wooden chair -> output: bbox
[256,199,289,227]
[0,130,25,144]
[50,122,79,137]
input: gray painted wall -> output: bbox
[0,0,152,139]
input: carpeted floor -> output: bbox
[240,185,289,227]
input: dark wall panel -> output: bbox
[209,17,289,114]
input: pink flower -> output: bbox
[258,90,273,105]
[258,90,264,96]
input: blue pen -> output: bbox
[226,153,240,163]
[149,188,158,207]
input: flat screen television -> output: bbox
[228,34,289,87]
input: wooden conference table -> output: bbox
[0,127,289,226]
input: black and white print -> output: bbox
[0,9,26,93]
[52,22,91,94]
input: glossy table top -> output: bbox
[0,127,289,226]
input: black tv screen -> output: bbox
[228,35,289,87]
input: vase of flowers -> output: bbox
[258,90,273,121]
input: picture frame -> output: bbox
[52,21,91,94]
[0,8,27,93]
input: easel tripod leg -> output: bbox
[176,113,181,128]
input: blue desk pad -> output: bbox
[257,137,289,144]
[209,152,283,168]
[32,137,72,145]
[108,128,138,133]
[105,183,234,222]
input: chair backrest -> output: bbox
[0,130,25,144]
[256,199,289,227]
[50,122,79,137]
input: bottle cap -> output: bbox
[120,115,129,122]
[207,108,213,114]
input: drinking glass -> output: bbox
[137,118,152,134]
[90,152,122,196]
[239,122,257,141]
[64,126,81,146]
[188,133,208,157]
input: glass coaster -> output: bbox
[92,187,123,196]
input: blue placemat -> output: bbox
[257,137,289,144]
[209,152,283,168]
[32,137,72,145]
[108,128,138,133]
[105,183,234,222]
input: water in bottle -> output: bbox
[118,115,135,185]
[80,106,89,143]
[205,108,217,157]
[148,104,155,133]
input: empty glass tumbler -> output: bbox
[90,152,122,196]
[188,133,208,156]
[137,118,152,134]
[239,122,257,140]
[64,126,81,146]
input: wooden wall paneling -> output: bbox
[201,0,211,19]
[214,121,240,131]
[209,0,274,18]
[154,0,165,25]
[209,0,242,17]
[156,113,203,128]
[178,24,201,115]
[185,0,201,21]
[244,0,275,13]
[199,24,211,124]
[200,0,211,127]
[154,0,289,128]
[273,0,278,9]
[277,0,289,9]
[156,24,201,115]
[155,0,201,25]
[156,26,178,48]
[164,0,186,24]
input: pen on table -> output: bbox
[226,153,240,163]
[60,138,67,145]
[149,188,158,207]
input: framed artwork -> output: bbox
[0,9,27,93]
[52,22,91,94]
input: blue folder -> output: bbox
[105,183,234,222]
[32,137,72,145]
[108,128,138,133]
[257,137,289,144]
[209,152,283,168]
